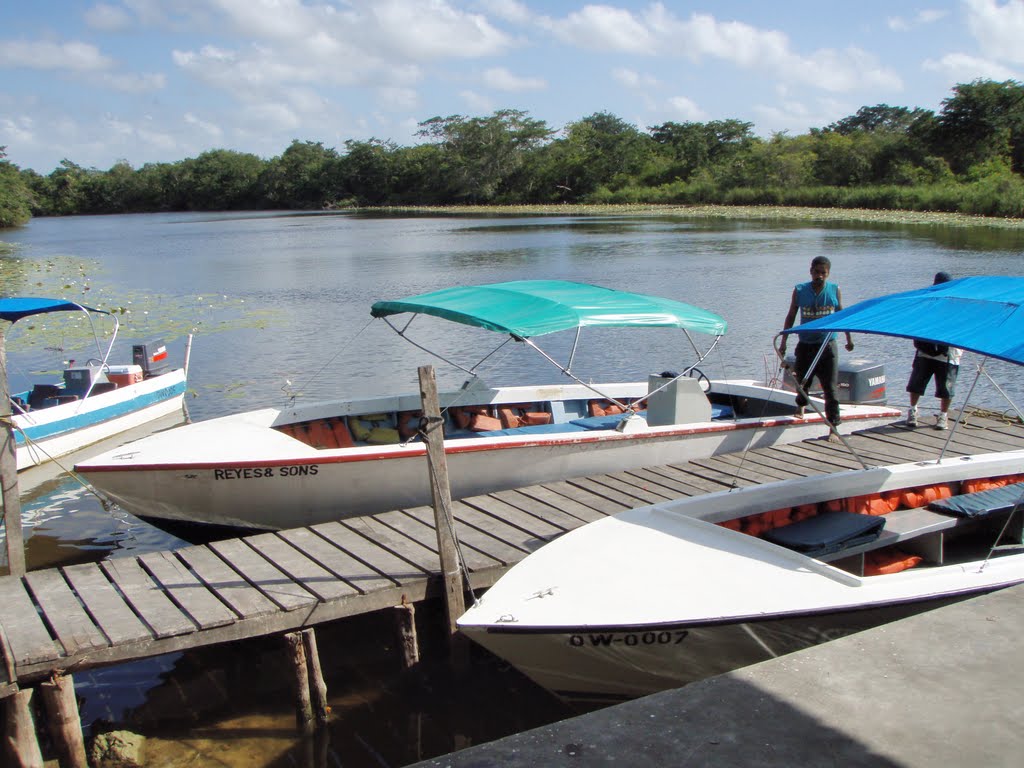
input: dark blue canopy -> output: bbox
[0,298,105,324]
[780,276,1024,366]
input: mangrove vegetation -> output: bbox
[4,79,1024,227]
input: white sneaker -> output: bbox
[906,407,918,427]
[936,412,948,430]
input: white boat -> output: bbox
[458,276,1024,703]
[2,298,190,471]
[75,281,898,533]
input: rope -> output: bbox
[282,317,375,401]
[3,418,118,511]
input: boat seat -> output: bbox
[762,510,885,558]
[928,482,1024,519]
[28,384,65,409]
[90,382,118,395]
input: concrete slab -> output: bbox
[414,583,1024,767]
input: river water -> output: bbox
[2,210,1023,766]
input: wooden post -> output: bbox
[300,629,329,725]
[0,331,26,578]
[393,598,420,670]
[39,675,87,768]
[3,688,43,768]
[285,632,314,733]
[417,367,467,639]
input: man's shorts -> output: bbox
[906,357,958,399]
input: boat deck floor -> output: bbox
[2,407,1023,692]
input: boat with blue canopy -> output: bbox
[76,281,898,534]
[2,297,190,471]
[458,277,1024,703]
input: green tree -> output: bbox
[935,79,1024,174]
[648,119,755,181]
[260,140,338,209]
[416,110,553,202]
[0,148,33,227]
[179,149,267,210]
[551,112,654,199]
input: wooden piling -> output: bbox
[301,629,329,725]
[417,366,467,639]
[3,687,43,768]
[0,331,26,578]
[285,632,315,733]
[39,675,87,768]
[394,598,420,670]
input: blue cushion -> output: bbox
[763,511,885,557]
[928,482,1024,518]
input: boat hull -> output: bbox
[457,450,1024,702]
[14,369,187,470]
[463,592,981,704]
[75,380,899,531]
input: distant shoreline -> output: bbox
[365,203,1024,229]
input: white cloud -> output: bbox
[540,6,900,93]
[666,95,707,121]
[184,112,224,140]
[0,40,114,72]
[542,5,655,54]
[965,0,1024,64]
[887,9,949,30]
[482,66,545,91]
[460,89,493,112]
[376,86,419,111]
[85,3,134,32]
[922,52,1020,81]
[612,67,660,89]
[478,0,534,25]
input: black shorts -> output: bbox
[906,357,958,400]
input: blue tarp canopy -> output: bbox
[370,280,727,339]
[780,276,1024,366]
[0,297,105,324]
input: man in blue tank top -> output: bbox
[778,256,854,426]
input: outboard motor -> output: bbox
[132,339,170,378]
[783,356,887,404]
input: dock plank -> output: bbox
[0,577,60,666]
[278,527,396,594]
[461,494,567,538]
[311,521,428,585]
[378,508,505,572]
[336,516,440,575]
[205,539,314,612]
[62,563,151,646]
[24,569,109,655]
[489,489,593,531]
[177,543,281,619]
[100,558,196,639]
[243,533,356,604]
[539,480,631,515]
[138,551,237,630]
[511,485,611,524]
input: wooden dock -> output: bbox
[3,409,1024,696]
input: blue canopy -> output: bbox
[0,298,105,324]
[780,276,1024,366]
[370,280,727,339]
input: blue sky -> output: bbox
[3,1,1023,173]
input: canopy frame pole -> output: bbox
[977,363,1024,423]
[937,359,986,463]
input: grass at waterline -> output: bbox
[366,203,1024,230]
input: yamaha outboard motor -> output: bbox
[132,339,170,378]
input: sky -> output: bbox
[3,0,1024,174]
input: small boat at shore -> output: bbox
[2,298,189,471]
[458,276,1024,703]
[76,281,898,534]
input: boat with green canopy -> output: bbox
[76,281,899,534]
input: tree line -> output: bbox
[3,78,1024,228]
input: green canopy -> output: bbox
[370,281,727,339]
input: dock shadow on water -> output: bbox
[74,602,574,768]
